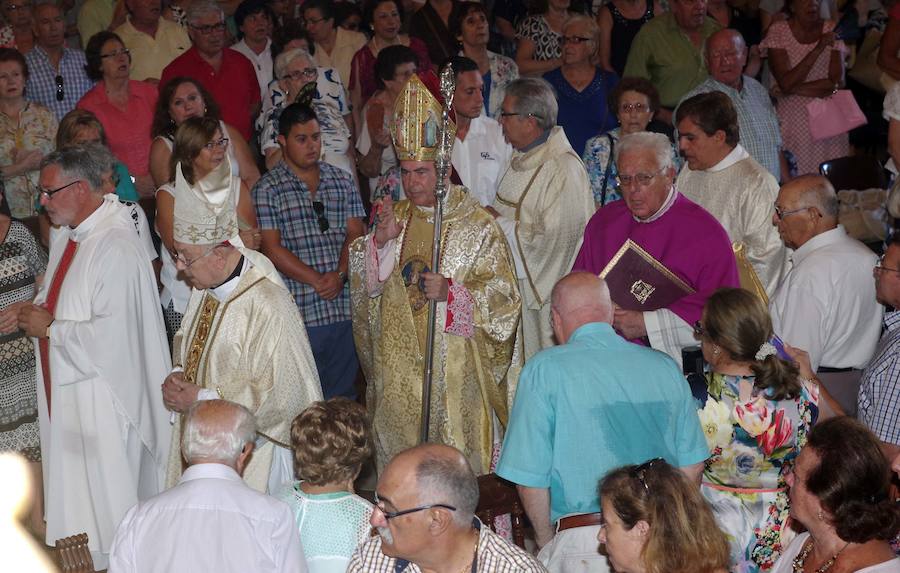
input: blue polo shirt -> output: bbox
[496,322,709,522]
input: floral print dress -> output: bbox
[696,373,819,573]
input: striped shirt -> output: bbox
[346,519,547,572]
[252,161,365,327]
[858,310,900,445]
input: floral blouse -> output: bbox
[0,102,58,218]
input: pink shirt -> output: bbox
[77,80,158,176]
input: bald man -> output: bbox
[496,272,709,572]
[770,175,882,416]
[676,29,782,180]
[348,444,545,572]
[110,400,307,573]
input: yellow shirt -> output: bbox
[314,27,366,92]
[115,17,190,81]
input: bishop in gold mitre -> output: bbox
[161,159,323,493]
[349,72,523,475]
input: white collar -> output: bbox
[70,194,118,242]
[180,463,243,483]
[792,226,847,265]
[634,185,678,223]
[705,144,749,173]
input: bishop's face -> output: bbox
[400,160,437,208]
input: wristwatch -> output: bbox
[338,271,348,284]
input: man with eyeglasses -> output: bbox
[160,0,261,141]
[573,131,739,367]
[113,0,190,82]
[769,175,882,416]
[491,77,594,360]
[162,147,323,493]
[349,74,520,476]
[348,444,546,572]
[253,102,365,400]
[497,272,708,572]
[623,0,720,124]
[24,2,94,120]
[856,234,900,470]
[16,144,172,570]
[675,91,787,295]
[675,29,783,180]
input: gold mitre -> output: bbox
[390,73,455,162]
[172,159,238,245]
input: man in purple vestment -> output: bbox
[573,131,739,366]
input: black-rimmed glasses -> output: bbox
[312,200,329,233]
[100,47,131,59]
[631,458,664,491]
[39,179,80,200]
[55,74,64,102]
[190,21,226,34]
[373,492,457,520]
[499,111,543,120]
[561,35,591,44]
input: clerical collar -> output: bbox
[634,185,678,223]
[519,128,552,153]
[211,255,247,299]
[705,144,749,173]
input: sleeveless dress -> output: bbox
[606,0,654,77]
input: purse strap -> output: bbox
[600,133,615,206]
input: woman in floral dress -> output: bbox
[694,288,820,573]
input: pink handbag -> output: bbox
[806,90,867,141]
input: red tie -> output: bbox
[39,239,78,417]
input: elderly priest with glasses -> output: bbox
[572,131,739,366]
[161,156,323,494]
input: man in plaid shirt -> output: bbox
[859,234,900,462]
[253,102,366,399]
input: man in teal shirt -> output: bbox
[623,0,720,124]
[496,272,709,572]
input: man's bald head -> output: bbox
[550,273,614,343]
[780,175,838,221]
[181,399,256,469]
[706,29,747,87]
[773,174,839,250]
[386,444,479,527]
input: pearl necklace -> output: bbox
[792,539,850,573]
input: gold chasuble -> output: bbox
[350,186,522,474]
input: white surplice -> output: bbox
[34,195,172,569]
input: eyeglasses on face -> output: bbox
[616,167,665,188]
[561,35,591,45]
[204,137,230,150]
[190,21,226,34]
[773,204,809,220]
[55,74,64,101]
[174,244,218,268]
[630,457,665,491]
[100,47,131,59]
[282,67,317,81]
[619,102,649,114]
[875,254,900,274]
[5,2,31,11]
[312,200,329,233]
[39,179,80,200]
[373,492,457,520]
[499,111,543,120]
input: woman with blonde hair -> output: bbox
[694,287,823,572]
[598,458,731,573]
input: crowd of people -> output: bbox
[1,0,900,571]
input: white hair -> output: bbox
[274,47,318,81]
[563,14,601,54]
[615,131,674,171]
[181,400,256,466]
[505,77,558,130]
[187,0,224,25]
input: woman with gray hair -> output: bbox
[542,15,619,159]
[259,48,355,176]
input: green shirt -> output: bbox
[623,13,721,109]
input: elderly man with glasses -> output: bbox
[572,131,739,367]
[17,144,172,570]
[161,136,323,494]
[769,174,882,416]
[160,0,261,140]
[349,444,546,573]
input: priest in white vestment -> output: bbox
[675,91,788,295]
[18,145,173,570]
[161,159,323,493]
[492,78,595,358]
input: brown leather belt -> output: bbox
[557,512,603,532]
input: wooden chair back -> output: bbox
[819,155,888,191]
[475,474,527,549]
[54,533,94,573]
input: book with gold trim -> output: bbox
[599,239,695,311]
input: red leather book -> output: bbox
[598,239,695,311]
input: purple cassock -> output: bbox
[573,191,740,339]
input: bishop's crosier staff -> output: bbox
[420,64,456,443]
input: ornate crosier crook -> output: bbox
[420,64,456,444]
